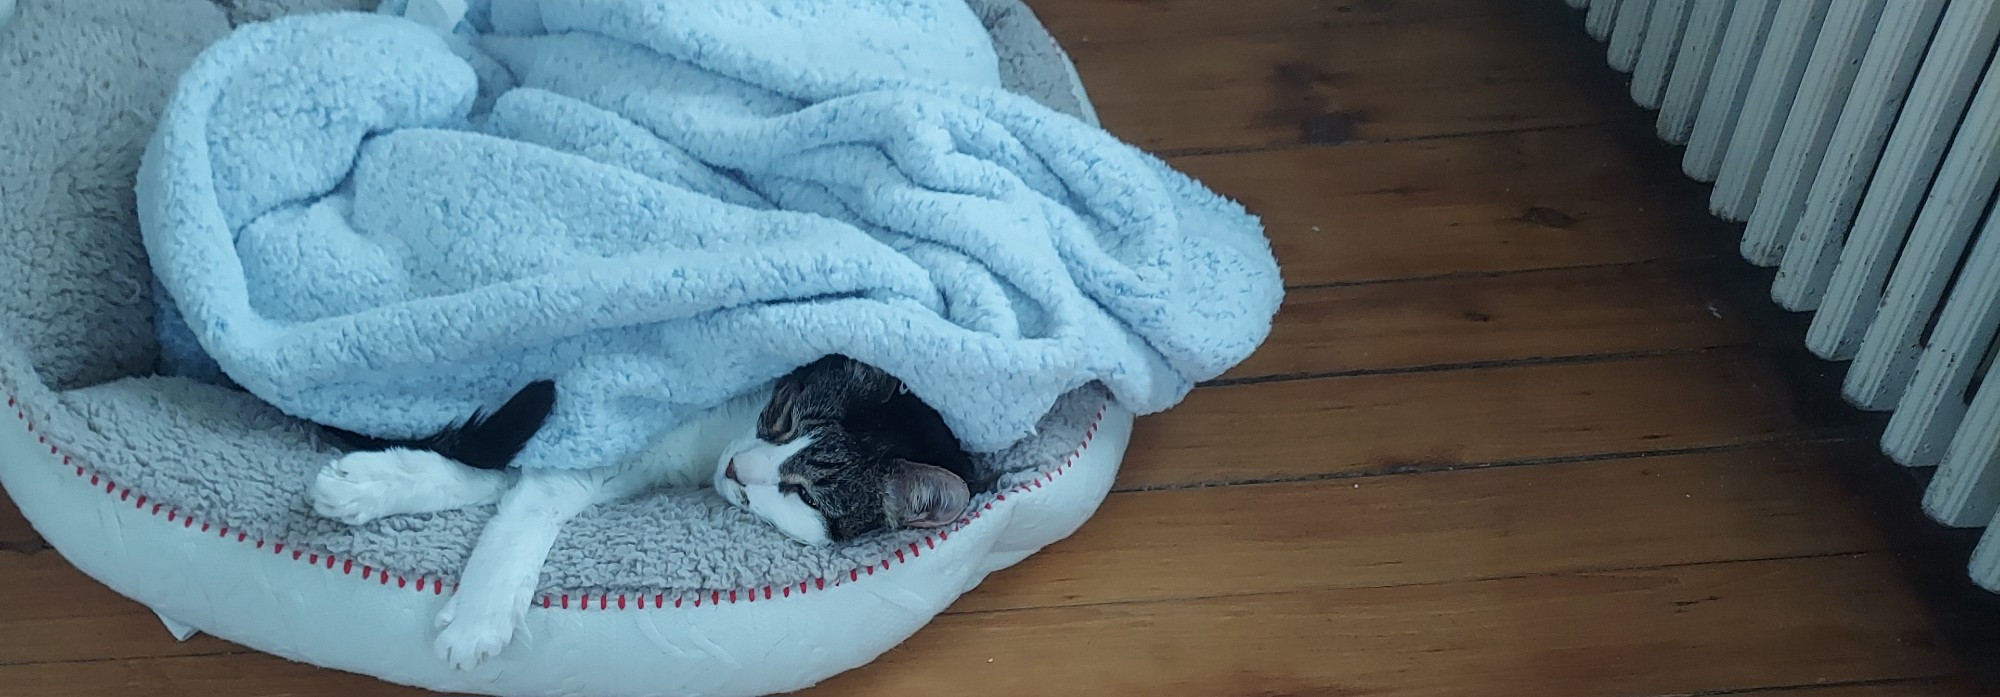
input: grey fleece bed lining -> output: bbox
[0,0,1108,597]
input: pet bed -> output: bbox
[0,1,1257,696]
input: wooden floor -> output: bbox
[4,1,1999,695]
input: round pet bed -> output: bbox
[0,1,1133,695]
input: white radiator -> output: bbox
[1562,0,2000,589]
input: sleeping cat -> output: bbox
[305,356,982,669]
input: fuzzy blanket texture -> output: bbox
[140,0,1282,470]
[1,0,1136,597]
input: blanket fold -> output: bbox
[139,0,1282,469]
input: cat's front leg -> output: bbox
[435,467,604,669]
[309,449,511,524]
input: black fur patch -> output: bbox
[327,380,556,471]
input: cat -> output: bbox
[304,355,982,669]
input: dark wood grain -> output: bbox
[809,554,1954,697]
[1176,128,1719,286]
[1058,9,1631,151]
[1228,260,1750,380]
[1126,348,1828,489]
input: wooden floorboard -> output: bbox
[1744,678,1997,696]
[817,554,1956,697]
[1175,128,1719,286]
[0,487,39,554]
[1049,2,1633,152]
[1030,0,1506,43]
[1226,260,1752,381]
[1125,348,1838,489]
[958,442,1892,613]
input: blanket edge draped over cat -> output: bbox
[138,0,1283,469]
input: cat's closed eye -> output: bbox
[778,480,823,510]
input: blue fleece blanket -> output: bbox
[137,0,1282,469]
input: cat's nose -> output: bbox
[723,460,741,485]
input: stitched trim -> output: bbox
[3,390,1108,610]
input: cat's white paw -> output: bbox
[308,451,413,525]
[310,449,501,524]
[433,593,519,670]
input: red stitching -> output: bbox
[6,385,1109,612]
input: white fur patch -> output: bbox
[746,484,831,546]
[712,435,831,545]
[435,468,603,669]
[724,436,812,485]
[308,449,509,525]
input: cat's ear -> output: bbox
[885,460,970,529]
[835,355,903,403]
[758,380,797,440]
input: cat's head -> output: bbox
[711,355,981,546]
